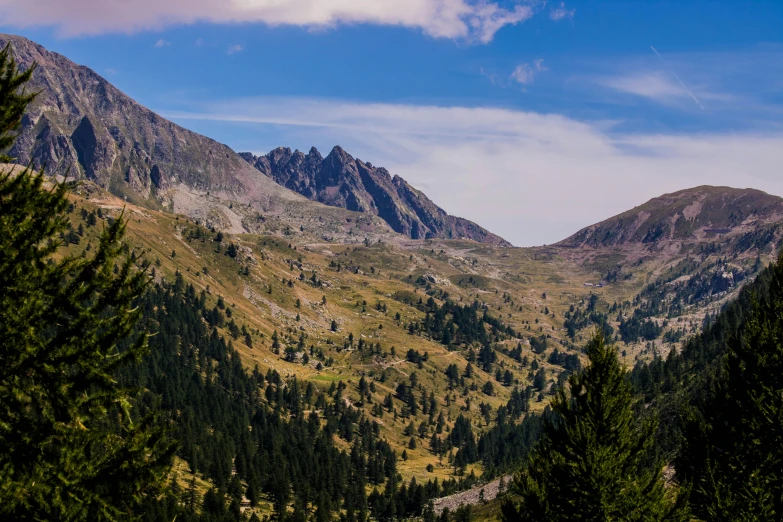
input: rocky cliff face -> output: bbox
[0,34,305,207]
[240,146,510,245]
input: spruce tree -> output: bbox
[677,253,783,520]
[501,330,688,522]
[0,43,37,162]
[0,43,174,520]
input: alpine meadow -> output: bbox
[1,2,782,521]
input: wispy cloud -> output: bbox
[479,67,503,87]
[227,44,244,55]
[154,38,170,48]
[598,71,690,101]
[510,59,546,86]
[549,2,575,21]
[595,69,728,110]
[161,97,783,246]
[0,0,535,43]
[649,45,704,109]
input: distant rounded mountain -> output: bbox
[559,186,783,250]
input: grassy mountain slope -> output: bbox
[56,177,783,487]
[58,183,546,485]
[549,185,783,363]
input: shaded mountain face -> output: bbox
[2,34,278,200]
[558,186,783,252]
[240,146,510,245]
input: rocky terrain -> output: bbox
[2,34,277,201]
[432,476,512,514]
[240,146,510,245]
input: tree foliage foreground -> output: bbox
[677,253,783,520]
[0,41,175,521]
[501,330,689,522]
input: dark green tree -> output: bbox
[677,253,783,520]
[0,43,174,520]
[502,330,688,522]
[0,43,37,162]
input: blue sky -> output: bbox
[2,0,783,245]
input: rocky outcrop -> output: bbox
[241,146,510,245]
[432,476,513,514]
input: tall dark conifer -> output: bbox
[502,330,688,522]
[677,253,783,520]
[0,42,174,520]
[0,43,36,162]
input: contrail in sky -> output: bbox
[650,45,705,110]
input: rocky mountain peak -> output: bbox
[0,33,298,206]
[241,144,510,245]
[322,145,354,165]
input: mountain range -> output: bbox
[1,33,507,245]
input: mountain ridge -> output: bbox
[1,34,282,202]
[240,146,510,245]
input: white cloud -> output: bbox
[227,44,244,55]
[599,71,688,101]
[0,0,534,43]
[595,70,727,109]
[154,38,171,48]
[162,97,783,246]
[549,2,574,21]
[510,63,535,85]
[105,67,117,74]
[510,58,545,85]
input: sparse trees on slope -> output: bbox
[501,330,689,522]
[0,43,174,521]
[677,252,783,521]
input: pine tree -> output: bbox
[0,43,175,520]
[501,330,688,522]
[0,43,37,162]
[677,253,783,520]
